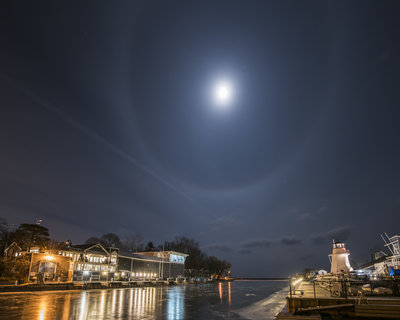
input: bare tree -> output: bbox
[85,237,101,244]
[122,234,144,252]
[100,233,123,248]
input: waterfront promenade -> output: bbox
[276,280,400,319]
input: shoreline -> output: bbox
[236,285,289,320]
[0,279,216,294]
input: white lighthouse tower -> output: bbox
[329,241,353,274]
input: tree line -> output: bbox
[0,223,230,280]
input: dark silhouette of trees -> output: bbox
[0,221,14,251]
[160,236,231,279]
[100,233,123,248]
[122,234,144,252]
[206,256,231,279]
[9,224,50,249]
[145,241,156,252]
[0,255,30,281]
[84,234,123,249]
[85,237,101,244]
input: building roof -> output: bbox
[4,241,22,253]
[359,255,390,270]
[69,243,111,255]
[118,250,165,262]
[136,251,189,258]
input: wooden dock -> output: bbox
[276,280,400,319]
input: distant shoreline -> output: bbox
[232,278,288,281]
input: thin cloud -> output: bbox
[203,243,232,252]
[215,217,240,225]
[312,225,352,245]
[281,237,302,246]
[241,238,271,248]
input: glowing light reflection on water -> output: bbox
[0,281,287,320]
[167,286,184,320]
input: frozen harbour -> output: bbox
[0,281,288,319]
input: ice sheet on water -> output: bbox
[235,286,289,320]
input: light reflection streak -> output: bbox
[134,288,138,314]
[61,294,71,320]
[111,288,117,314]
[78,292,87,320]
[218,282,223,302]
[137,289,142,316]
[167,287,184,320]
[228,282,231,305]
[38,297,46,320]
[129,289,133,317]
[100,289,106,319]
[18,286,169,319]
[118,290,123,316]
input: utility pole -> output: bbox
[161,244,164,280]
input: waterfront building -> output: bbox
[117,250,188,280]
[360,233,400,277]
[381,233,400,276]
[3,241,21,260]
[3,241,188,282]
[59,243,118,282]
[329,241,353,274]
[26,243,117,282]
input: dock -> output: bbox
[275,280,400,319]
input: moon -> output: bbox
[213,80,233,107]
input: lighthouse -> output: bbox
[329,241,353,274]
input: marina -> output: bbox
[276,235,400,319]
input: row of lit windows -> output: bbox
[124,272,158,278]
[169,254,185,263]
[74,264,115,272]
[88,256,107,263]
[58,251,117,264]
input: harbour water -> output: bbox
[0,281,288,320]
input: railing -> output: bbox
[308,277,400,298]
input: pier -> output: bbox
[276,280,400,319]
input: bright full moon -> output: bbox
[213,81,233,107]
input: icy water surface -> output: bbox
[0,281,288,320]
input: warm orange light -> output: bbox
[44,255,54,261]
[218,282,223,302]
[228,282,231,305]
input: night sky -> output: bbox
[1,1,400,277]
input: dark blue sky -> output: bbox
[1,1,400,277]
